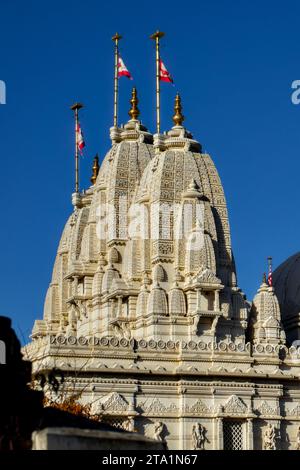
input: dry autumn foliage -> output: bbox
[43,393,95,419]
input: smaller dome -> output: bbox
[108,247,120,264]
[101,263,120,294]
[185,227,216,275]
[92,266,104,296]
[153,264,167,283]
[273,252,300,344]
[273,252,300,321]
[250,278,285,345]
[147,282,168,316]
[168,283,186,316]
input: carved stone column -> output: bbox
[73,276,79,296]
[178,385,187,450]
[117,296,123,318]
[196,288,201,311]
[214,290,220,311]
[214,417,223,450]
[247,418,254,450]
[67,278,72,299]
[110,299,117,319]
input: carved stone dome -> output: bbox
[134,124,235,288]
[273,252,300,343]
[249,278,285,345]
[31,99,248,344]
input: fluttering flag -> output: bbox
[159,59,174,83]
[268,258,273,287]
[118,57,133,79]
[76,122,85,154]
[268,265,273,287]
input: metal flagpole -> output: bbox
[112,33,122,127]
[70,102,83,194]
[150,30,165,134]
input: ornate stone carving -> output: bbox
[113,322,132,340]
[141,397,178,414]
[193,268,222,286]
[295,426,300,450]
[222,395,247,415]
[95,392,129,414]
[257,401,279,417]
[263,423,276,450]
[287,404,300,416]
[192,423,207,450]
[123,417,135,433]
[26,82,300,454]
[153,421,165,441]
[185,399,211,414]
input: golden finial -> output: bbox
[150,30,165,40]
[90,154,100,185]
[112,32,122,42]
[70,102,83,112]
[173,93,184,126]
[128,87,140,120]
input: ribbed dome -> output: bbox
[134,125,235,287]
[147,282,168,316]
[31,106,247,343]
[250,279,286,345]
[136,284,149,317]
[168,283,186,316]
[273,252,300,343]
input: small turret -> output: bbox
[249,274,286,346]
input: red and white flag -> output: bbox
[268,258,273,287]
[118,57,133,80]
[159,59,173,83]
[76,122,85,154]
[268,265,273,287]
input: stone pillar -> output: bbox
[214,290,220,311]
[73,276,79,296]
[110,299,117,319]
[196,288,201,311]
[179,386,187,450]
[67,278,72,299]
[214,417,223,450]
[246,418,254,450]
[117,296,123,318]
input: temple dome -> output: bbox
[134,124,235,287]
[249,277,285,345]
[32,113,154,337]
[31,94,248,343]
[273,252,300,343]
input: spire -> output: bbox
[250,271,286,346]
[173,93,184,126]
[90,154,100,185]
[128,87,140,120]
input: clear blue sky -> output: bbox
[1,0,300,341]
